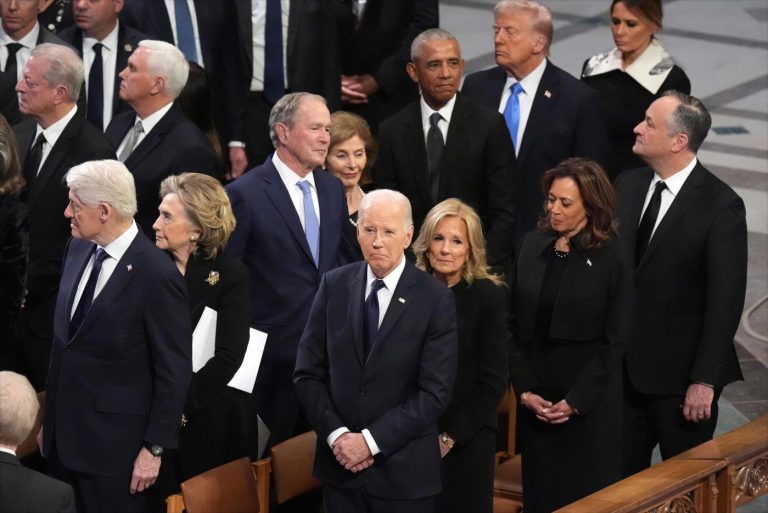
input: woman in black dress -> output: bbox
[510,158,631,513]
[582,0,691,177]
[152,173,252,490]
[412,198,509,513]
[0,115,28,369]
[324,111,377,262]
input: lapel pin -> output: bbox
[398,297,406,304]
[586,259,592,267]
[126,264,133,272]
[544,90,552,98]
[205,271,220,286]
[124,43,133,53]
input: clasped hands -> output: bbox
[341,74,379,105]
[332,432,374,473]
[521,392,576,424]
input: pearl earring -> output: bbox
[190,235,197,242]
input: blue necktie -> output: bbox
[297,181,320,266]
[70,247,109,337]
[174,0,198,63]
[363,279,386,359]
[503,82,524,150]
[263,0,284,104]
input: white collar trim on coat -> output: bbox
[582,39,676,94]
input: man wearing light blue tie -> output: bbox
[225,92,351,452]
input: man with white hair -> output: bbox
[294,189,458,512]
[43,159,192,512]
[105,39,217,237]
[0,371,75,513]
[12,42,115,391]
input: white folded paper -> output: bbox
[191,307,267,393]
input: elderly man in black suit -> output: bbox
[105,39,217,238]
[12,43,115,390]
[462,0,609,248]
[616,91,748,476]
[374,28,516,274]
[0,371,75,513]
[44,159,192,513]
[0,0,68,124]
[294,189,457,513]
[58,0,148,131]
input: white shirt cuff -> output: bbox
[362,428,380,456]
[327,427,350,448]
[227,141,246,148]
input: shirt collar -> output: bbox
[137,101,174,135]
[0,447,16,456]
[419,93,457,128]
[83,21,120,52]
[582,39,675,94]
[366,251,406,290]
[505,58,547,96]
[652,156,698,197]
[36,105,78,146]
[0,21,39,47]
[272,152,317,190]
[100,221,139,260]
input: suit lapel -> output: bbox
[348,263,367,366]
[486,67,506,109]
[125,106,177,169]
[27,114,81,212]
[402,103,431,203]
[314,170,337,272]
[440,94,470,198]
[60,242,94,340]
[369,262,416,360]
[518,60,558,165]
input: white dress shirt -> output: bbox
[272,152,321,226]
[31,105,79,177]
[639,157,698,237]
[83,22,120,130]
[115,101,174,157]
[249,0,289,92]
[419,93,456,144]
[0,22,40,80]
[498,58,547,154]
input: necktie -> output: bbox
[297,180,320,266]
[87,43,104,130]
[503,82,524,150]
[426,112,444,203]
[118,120,144,162]
[70,247,110,337]
[174,0,198,63]
[22,132,46,189]
[363,279,386,359]
[635,181,667,266]
[263,0,284,105]
[4,43,22,78]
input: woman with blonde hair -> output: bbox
[412,198,508,513]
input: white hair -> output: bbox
[65,160,137,220]
[0,372,38,448]
[29,43,84,103]
[359,189,413,229]
[138,40,189,98]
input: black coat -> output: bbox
[0,451,75,513]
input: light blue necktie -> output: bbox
[503,82,525,150]
[174,0,198,63]
[297,181,320,266]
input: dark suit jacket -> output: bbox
[615,163,746,394]
[105,104,218,237]
[235,0,340,110]
[120,0,248,144]
[294,260,458,499]
[58,22,148,126]
[225,158,349,389]
[44,232,192,478]
[374,93,516,271]
[0,26,69,125]
[14,111,115,331]
[0,451,75,513]
[462,61,609,245]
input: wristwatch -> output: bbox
[143,442,164,457]
[439,432,455,449]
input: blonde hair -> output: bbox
[159,173,235,259]
[413,198,503,285]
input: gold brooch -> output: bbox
[205,271,220,286]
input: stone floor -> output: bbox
[442,0,768,509]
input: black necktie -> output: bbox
[426,112,444,203]
[635,181,667,265]
[22,132,46,191]
[263,0,284,105]
[87,43,104,130]
[70,247,110,337]
[363,279,386,359]
[4,42,22,78]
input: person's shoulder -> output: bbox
[456,92,503,120]
[463,66,505,86]
[56,25,78,45]
[3,462,75,500]
[379,101,418,132]
[465,277,505,302]
[208,253,250,282]
[227,160,272,193]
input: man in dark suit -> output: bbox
[58,0,147,131]
[374,28,516,273]
[0,0,68,124]
[226,92,350,452]
[44,159,192,513]
[462,0,608,247]
[235,0,341,168]
[337,0,438,132]
[12,43,115,390]
[294,189,458,513]
[615,91,747,476]
[0,371,75,513]
[119,0,249,178]
[105,39,217,238]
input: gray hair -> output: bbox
[359,189,413,229]
[494,0,554,54]
[28,43,84,103]
[661,90,711,153]
[65,160,137,220]
[138,40,189,98]
[410,28,461,62]
[0,371,38,448]
[268,92,327,148]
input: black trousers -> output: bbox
[322,484,435,513]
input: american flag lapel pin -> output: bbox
[126,264,133,272]
[544,90,552,98]
[586,259,592,267]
